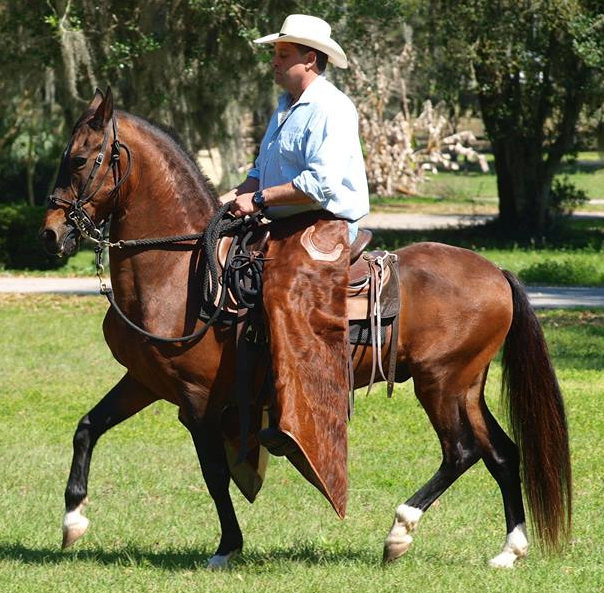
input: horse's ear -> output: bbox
[88,88,104,111]
[89,86,113,130]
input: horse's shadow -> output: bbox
[0,541,376,569]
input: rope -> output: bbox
[101,205,266,343]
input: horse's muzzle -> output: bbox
[40,223,80,257]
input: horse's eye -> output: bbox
[71,156,87,170]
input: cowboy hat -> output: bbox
[254,14,348,69]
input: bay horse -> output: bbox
[41,88,571,569]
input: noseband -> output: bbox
[47,115,132,242]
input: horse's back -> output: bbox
[394,242,513,370]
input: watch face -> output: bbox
[253,191,264,206]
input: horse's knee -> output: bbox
[73,417,93,448]
[442,437,480,476]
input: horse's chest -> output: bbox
[102,309,229,406]
[102,310,178,400]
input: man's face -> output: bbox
[271,42,310,92]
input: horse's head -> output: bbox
[41,87,129,256]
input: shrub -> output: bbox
[518,258,604,286]
[550,176,589,218]
[0,203,67,270]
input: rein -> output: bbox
[98,206,265,344]
[48,114,265,343]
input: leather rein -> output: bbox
[47,116,264,344]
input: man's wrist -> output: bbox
[252,189,266,210]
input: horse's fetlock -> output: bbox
[394,504,423,532]
[65,486,87,509]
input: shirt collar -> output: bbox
[277,74,328,111]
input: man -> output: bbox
[220,13,369,240]
[220,14,369,517]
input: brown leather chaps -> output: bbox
[262,211,351,517]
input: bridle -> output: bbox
[46,114,266,344]
[47,115,132,244]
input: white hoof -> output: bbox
[206,549,239,570]
[62,499,90,549]
[383,504,423,562]
[488,524,528,568]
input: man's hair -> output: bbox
[294,43,328,72]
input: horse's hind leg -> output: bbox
[62,373,156,548]
[383,370,484,562]
[188,419,242,569]
[466,393,528,568]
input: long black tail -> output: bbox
[500,270,572,550]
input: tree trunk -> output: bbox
[26,133,36,206]
[491,136,551,236]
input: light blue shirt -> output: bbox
[248,76,369,241]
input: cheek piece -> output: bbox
[47,116,131,242]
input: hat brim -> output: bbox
[254,33,348,69]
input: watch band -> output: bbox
[252,190,265,209]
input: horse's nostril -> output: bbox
[41,228,60,254]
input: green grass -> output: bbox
[478,248,604,286]
[1,295,603,592]
[6,215,604,286]
[369,152,604,212]
[0,247,98,277]
[412,152,604,206]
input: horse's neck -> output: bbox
[113,123,217,240]
[109,120,217,302]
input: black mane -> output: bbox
[141,116,220,201]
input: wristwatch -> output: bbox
[252,189,266,210]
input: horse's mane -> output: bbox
[123,112,220,203]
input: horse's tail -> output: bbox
[500,269,572,551]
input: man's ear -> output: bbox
[305,50,318,71]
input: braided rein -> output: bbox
[91,204,266,343]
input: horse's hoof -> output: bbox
[382,535,413,563]
[488,524,528,568]
[206,549,240,570]
[61,501,90,549]
[382,504,422,563]
[488,551,518,568]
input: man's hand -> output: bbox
[229,192,257,218]
[218,190,237,206]
[217,176,260,217]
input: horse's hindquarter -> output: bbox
[396,242,513,383]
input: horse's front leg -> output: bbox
[188,418,242,569]
[62,373,157,548]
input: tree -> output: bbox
[426,0,604,235]
[0,1,65,204]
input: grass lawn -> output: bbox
[0,295,603,592]
[0,247,99,278]
[4,215,604,286]
[370,151,604,214]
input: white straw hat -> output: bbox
[254,14,348,69]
